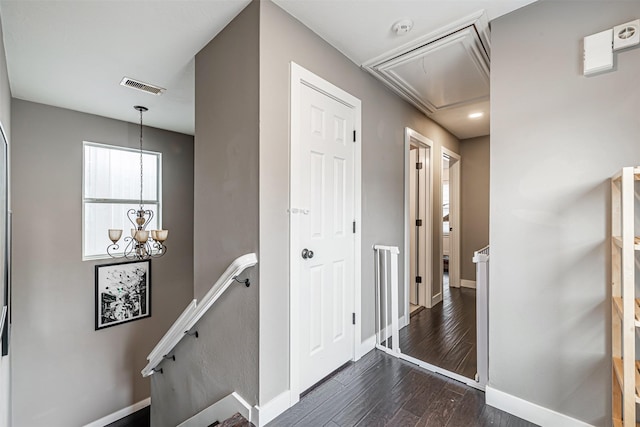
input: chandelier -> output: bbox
[107,105,168,260]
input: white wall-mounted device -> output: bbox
[583,29,613,76]
[584,19,640,76]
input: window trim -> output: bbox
[82,141,163,261]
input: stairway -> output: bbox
[209,412,254,427]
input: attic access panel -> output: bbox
[363,14,490,116]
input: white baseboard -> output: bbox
[254,335,379,427]
[356,334,376,359]
[178,392,252,427]
[253,390,291,427]
[375,316,406,347]
[486,386,595,427]
[461,279,476,289]
[399,314,408,329]
[83,398,150,427]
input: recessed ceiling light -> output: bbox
[468,112,483,119]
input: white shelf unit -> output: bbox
[611,166,640,427]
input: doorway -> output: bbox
[288,63,362,402]
[441,148,461,290]
[404,128,434,321]
[397,131,480,388]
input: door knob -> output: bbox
[301,249,314,259]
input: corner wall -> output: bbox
[0,13,10,427]
[10,100,194,426]
[460,135,489,282]
[491,1,640,425]
[181,0,259,421]
[258,0,459,405]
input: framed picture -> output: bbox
[95,260,151,330]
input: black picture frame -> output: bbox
[95,260,151,330]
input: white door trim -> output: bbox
[289,62,362,405]
[441,147,461,289]
[403,128,434,319]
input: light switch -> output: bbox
[584,29,613,76]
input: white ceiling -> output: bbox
[0,0,536,138]
[273,0,537,139]
[0,0,251,135]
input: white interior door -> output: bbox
[294,83,356,393]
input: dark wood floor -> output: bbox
[268,349,536,427]
[401,278,477,380]
[106,406,149,427]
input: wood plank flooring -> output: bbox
[268,350,537,427]
[400,280,477,380]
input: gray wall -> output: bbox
[154,1,260,424]
[150,266,257,427]
[11,100,194,426]
[193,0,260,302]
[491,1,640,425]
[258,0,459,404]
[460,135,489,281]
[0,14,10,427]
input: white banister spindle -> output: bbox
[389,249,399,353]
[375,249,381,344]
[473,245,489,387]
[373,245,401,357]
[383,249,388,346]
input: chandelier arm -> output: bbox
[107,243,120,257]
[150,241,166,258]
[126,208,139,229]
[123,237,137,260]
[142,209,154,232]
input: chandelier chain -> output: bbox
[107,105,167,260]
[139,107,144,210]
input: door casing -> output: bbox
[289,62,362,405]
[404,128,434,319]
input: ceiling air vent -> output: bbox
[120,77,165,95]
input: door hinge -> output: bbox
[353,221,356,233]
[416,162,423,169]
[352,313,356,325]
[353,130,356,142]
[416,219,422,227]
[416,276,422,284]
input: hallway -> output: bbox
[401,280,477,380]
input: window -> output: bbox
[83,142,162,260]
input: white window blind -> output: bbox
[83,142,162,260]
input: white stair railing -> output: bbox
[473,245,489,387]
[141,253,257,377]
[374,245,401,356]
